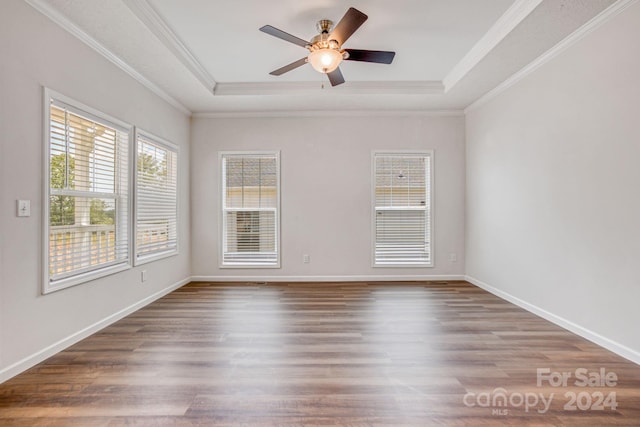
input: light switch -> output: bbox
[17,200,31,217]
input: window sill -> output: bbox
[134,249,178,266]
[44,262,131,294]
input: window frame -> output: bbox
[133,128,179,265]
[42,88,133,294]
[219,151,281,269]
[371,150,434,268]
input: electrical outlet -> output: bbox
[141,270,147,282]
[449,253,457,262]
[303,254,310,264]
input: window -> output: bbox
[373,151,433,267]
[221,152,280,267]
[44,89,131,293]
[134,130,178,264]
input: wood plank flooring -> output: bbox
[1,281,639,426]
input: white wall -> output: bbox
[465,2,640,361]
[0,0,191,380]
[191,114,466,280]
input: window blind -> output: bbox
[135,132,178,262]
[221,153,279,267]
[47,99,130,286]
[374,153,432,266]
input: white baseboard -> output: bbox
[190,274,466,283]
[0,277,191,384]
[465,275,640,365]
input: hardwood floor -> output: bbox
[1,281,639,426]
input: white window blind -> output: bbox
[45,92,131,292]
[373,152,432,266]
[135,131,178,263]
[221,153,280,267]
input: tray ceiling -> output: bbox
[25,0,621,114]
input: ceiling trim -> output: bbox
[193,109,464,119]
[213,81,445,96]
[24,0,191,116]
[122,0,217,92]
[465,0,638,113]
[443,0,544,92]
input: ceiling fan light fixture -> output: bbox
[307,48,343,74]
[260,7,395,86]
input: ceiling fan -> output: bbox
[259,7,396,87]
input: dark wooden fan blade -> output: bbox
[269,57,308,76]
[344,49,395,64]
[260,25,308,48]
[327,67,345,86]
[330,7,368,46]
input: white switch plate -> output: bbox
[17,200,31,217]
[303,254,310,264]
[141,270,147,282]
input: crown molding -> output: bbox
[122,0,217,92]
[192,109,464,119]
[24,0,191,116]
[443,0,543,92]
[213,80,444,96]
[465,0,639,113]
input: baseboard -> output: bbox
[465,275,640,365]
[190,274,466,283]
[0,277,191,384]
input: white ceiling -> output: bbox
[150,0,514,82]
[27,0,618,114]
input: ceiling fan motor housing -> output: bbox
[309,27,341,51]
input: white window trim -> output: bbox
[133,128,179,266]
[218,151,281,269]
[42,88,133,294]
[371,150,435,268]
